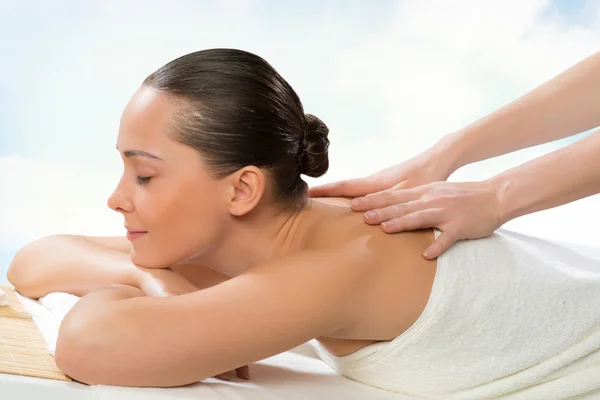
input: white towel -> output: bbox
[311,228,600,400]
[15,291,80,356]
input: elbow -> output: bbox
[54,329,90,384]
[55,340,100,386]
[55,301,130,386]
[7,244,38,296]
[55,308,107,385]
[7,235,61,298]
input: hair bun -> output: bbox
[299,114,330,177]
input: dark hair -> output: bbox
[142,48,329,210]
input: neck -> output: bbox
[188,198,316,276]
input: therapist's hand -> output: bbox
[352,180,504,259]
[308,139,504,259]
[308,148,453,199]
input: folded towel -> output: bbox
[15,291,80,356]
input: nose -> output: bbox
[107,176,134,214]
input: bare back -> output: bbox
[306,197,438,357]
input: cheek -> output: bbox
[130,184,225,268]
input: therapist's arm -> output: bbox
[489,128,600,225]
[445,51,600,172]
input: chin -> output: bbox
[129,248,171,269]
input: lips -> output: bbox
[126,228,146,233]
[125,225,147,241]
[126,230,147,241]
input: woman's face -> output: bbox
[108,86,228,268]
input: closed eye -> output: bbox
[136,176,152,185]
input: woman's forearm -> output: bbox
[7,235,141,299]
[55,285,193,387]
[54,285,147,385]
[442,51,600,172]
[488,129,600,225]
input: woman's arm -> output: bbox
[444,51,600,172]
[7,234,230,299]
[54,247,367,387]
[489,128,600,225]
[7,235,141,299]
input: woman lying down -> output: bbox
[8,48,600,399]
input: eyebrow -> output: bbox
[116,145,164,161]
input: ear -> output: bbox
[226,166,266,217]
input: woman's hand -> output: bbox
[352,180,504,259]
[134,266,251,380]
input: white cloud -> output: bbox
[320,0,600,176]
[2,0,600,251]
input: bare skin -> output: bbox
[9,85,438,387]
[310,199,436,356]
[170,196,437,357]
[261,196,437,356]
[42,197,436,359]
[46,199,437,385]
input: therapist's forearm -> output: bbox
[442,51,600,171]
[487,129,600,224]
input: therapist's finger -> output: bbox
[308,177,387,198]
[362,200,425,225]
[379,209,443,234]
[362,180,411,199]
[422,230,458,260]
[351,187,421,212]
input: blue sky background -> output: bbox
[1,0,599,283]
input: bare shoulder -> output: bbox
[181,244,375,338]
[256,239,372,278]
[242,240,374,312]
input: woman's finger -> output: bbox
[351,187,421,212]
[214,372,231,381]
[214,366,250,381]
[362,200,425,225]
[379,209,443,233]
[236,365,250,380]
